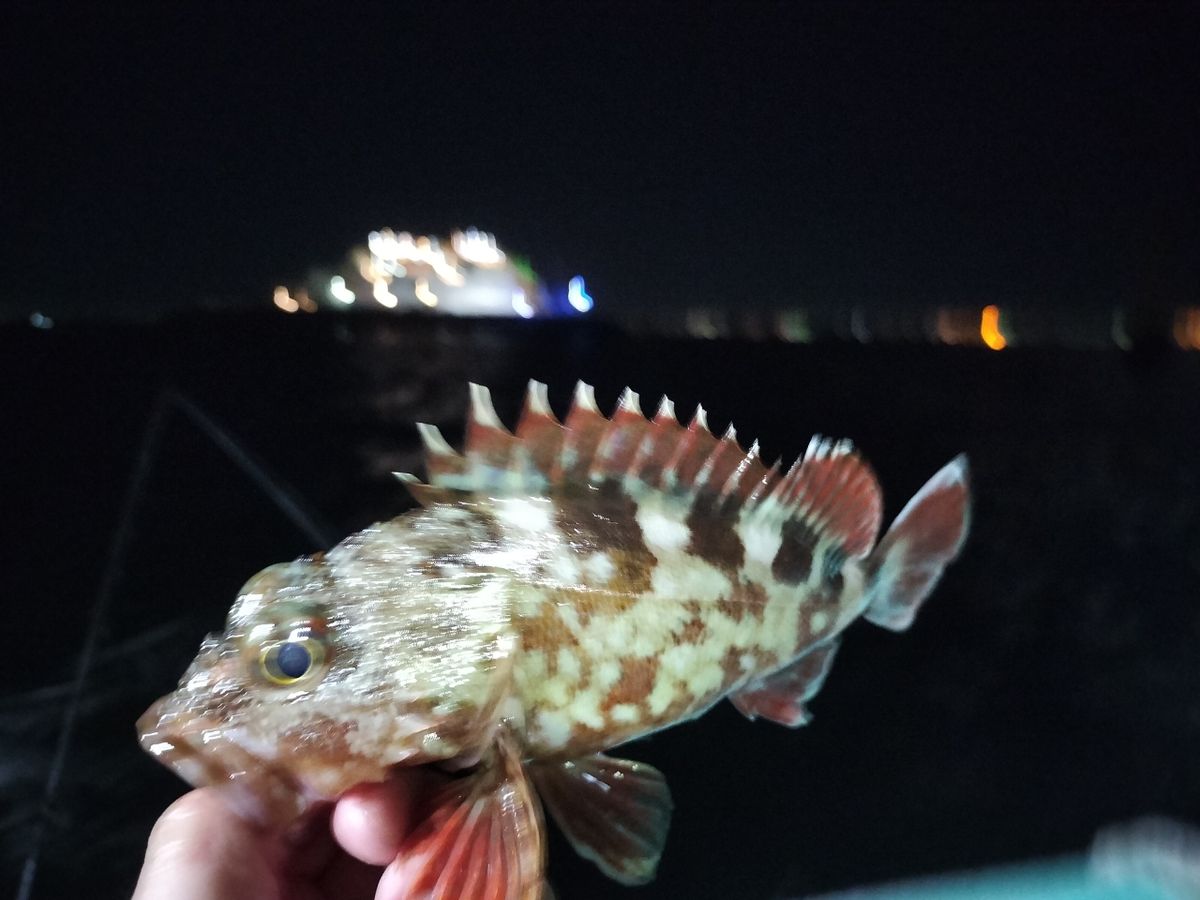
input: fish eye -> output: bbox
[258,628,327,686]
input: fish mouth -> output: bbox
[137,695,308,828]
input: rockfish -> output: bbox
[138,380,970,898]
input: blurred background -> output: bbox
[3,3,1199,898]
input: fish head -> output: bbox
[138,515,516,825]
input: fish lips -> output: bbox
[137,693,309,828]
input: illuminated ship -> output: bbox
[273,228,594,319]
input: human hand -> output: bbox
[132,770,446,900]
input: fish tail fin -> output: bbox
[863,455,971,631]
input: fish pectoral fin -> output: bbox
[730,637,841,727]
[530,753,673,886]
[389,729,547,900]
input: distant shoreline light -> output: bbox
[980,305,1007,350]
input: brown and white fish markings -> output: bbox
[137,380,971,898]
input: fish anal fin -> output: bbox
[530,753,673,886]
[864,455,970,631]
[386,729,545,900]
[730,638,841,728]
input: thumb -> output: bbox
[133,789,280,900]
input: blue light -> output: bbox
[567,276,594,313]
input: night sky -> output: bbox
[4,2,1198,316]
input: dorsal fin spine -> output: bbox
[791,439,844,516]
[465,382,520,488]
[522,379,552,419]
[468,382,505,431]
[808,440,858,518]
[661,409,716,495]
[744,458,782,506]
[654,396,676,424]
[418,421,471,490]
[718,439,761,504]
[591,387,649,482]
[766,457,801,508]
[617,387,642,416]
[409,385,882,562]
[694,425,741,494]
[417,422,459,458]
[557,381,604,475]
[514,380,563,484]
[573,380,598,413]
[630,396,681,486]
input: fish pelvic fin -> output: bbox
[384,727,547,900]
[530,753,672,886]
[863,454,971,631]
[730,637,841,727]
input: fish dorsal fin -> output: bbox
[757,435,884,564]
[395,384,879,556]
[397,381,778,513]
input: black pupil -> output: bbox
[275,641,312,679]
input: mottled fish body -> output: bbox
[138,381,970,898]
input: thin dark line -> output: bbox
[15,391,336,900]
[16,394,169,900]
[166,390,336,548]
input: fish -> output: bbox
[137,380,971,899]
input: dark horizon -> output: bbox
[5,2,1198,317]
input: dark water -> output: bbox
[4,312,1199,898]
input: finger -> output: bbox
[332,769,445,866]
[282,801,338,879]
[332,777,420,866]
[132,788,276,900]
[315,851,383,900]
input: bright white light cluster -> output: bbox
[367,229,465,287]
[288,227,591,319]
[511,288,534,319]
[452,227,507,267]
[329,275,356,304]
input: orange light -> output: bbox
[1175,308,1200,350]
[295,289,317,313]
[980,305,1006,350]
[273,286,299,313]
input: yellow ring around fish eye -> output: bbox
[258,635,326,686]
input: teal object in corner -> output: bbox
[814,857,1179,900]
